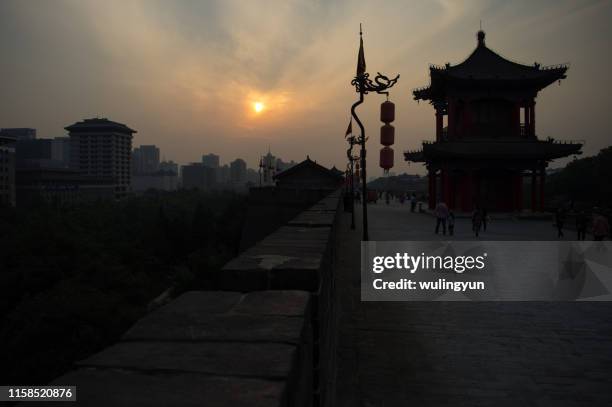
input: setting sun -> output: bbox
[254,102,264,113]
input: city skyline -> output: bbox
[1,1,611,176]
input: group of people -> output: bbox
[556,207,610,241]
[434,202,488,237]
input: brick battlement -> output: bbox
[43,189,343,407]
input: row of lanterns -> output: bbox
[380,100,395,173]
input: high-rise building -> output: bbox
[217,164,230,184]
[0,135,16,206]
[230,158,247,184]
[132,170,178,192]
[201,153,220,169]
[132,145,160,175]
[159,160,179,175]
[15,138,53,167]
[246,168,259,184]
[13,135,70,169]
[181,163,216,190]
[0,128,36,141]
[65,118,135,199]
[51,137,71,168]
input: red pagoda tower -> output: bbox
[405,30,582,212]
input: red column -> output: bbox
[531,169,537,212]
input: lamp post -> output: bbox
[350,25,399,241]
[346,132,358,230]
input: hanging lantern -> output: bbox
[380,123,395,146]
[380,100,395,123]
[380,146,394,172]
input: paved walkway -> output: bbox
[335,203,612,406]
[369,201,581,241]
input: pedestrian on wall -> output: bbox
[555,207,566,238]
[448,211,455,236]
[434,201,449,235]
[576,210,588,241]
[592,208,610,241]
[482,207,489,232]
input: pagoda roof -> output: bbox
[273,156,343,181]
[405,138,582,162]
[413,31,568,101]
[65,118,137,134]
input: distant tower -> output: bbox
[261,149,276,186]
[66,118,136,199]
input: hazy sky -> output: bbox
[1,0,611,176]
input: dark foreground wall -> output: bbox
[39,189,342,407]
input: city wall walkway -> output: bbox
[335,202,612,406]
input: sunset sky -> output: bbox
[1,0,611,176]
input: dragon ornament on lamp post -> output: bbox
[350,24,399,241]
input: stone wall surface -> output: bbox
[239,186,338,251]
[35,189,343,407]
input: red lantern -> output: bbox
[380,101,395,123]
[380,147,394,171]
[380,123,395,146]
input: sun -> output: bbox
[253,102,264,113]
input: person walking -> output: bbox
[448,211,455,236]
[472,207,483,237]
[555,208,566,238]
[576,210,588,241]
[434,201,449,235]
[410,193,417,213]
[482,207,489,232]
[592,208,610,241]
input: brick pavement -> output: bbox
[335,203,612,406]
